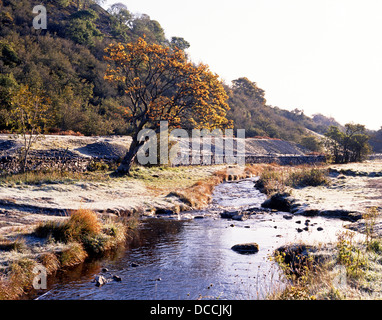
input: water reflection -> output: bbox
[36,217,286,300]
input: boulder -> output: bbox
[231,243,259,254]
[155,208,175,215]
[221,207,267,220]
[261,192,295,212]
[275,244,330,276]
[95,275,107,287]
[274,245,313,276]
[232,214,248,221]
[320,210,362,222]
[112,275,122,282]
[220,211,238,219]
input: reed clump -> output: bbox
[256,165,329,195]
[0,258,36,300]
[34,209,127,255]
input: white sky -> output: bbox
[103,0,382,130]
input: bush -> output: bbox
[285,168,329,188]
[255,167,286,195]
[87,160,109,172]
[300,136,322,153]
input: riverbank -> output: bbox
[255,160,382,299]
[256,160,382,231]
[0,162,260,299]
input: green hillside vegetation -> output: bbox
[369,128,382,153]
[0,0,378,153]
[0,0,171,136]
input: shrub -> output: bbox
[336,231,367,279]
[87,160,109,172]
[255,167,286,195]
[285,168,329,188]
[363,207,379,249]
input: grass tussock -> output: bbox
[0,208,132,300]
[286,167,330,188]
[59,242,88,268]
[35,209,127,255]
[37,252,61,274]
[0,258,36,300]
[256,165,330,195]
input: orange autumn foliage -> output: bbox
[104,37,232,132]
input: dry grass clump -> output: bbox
[37,252,61,274]
[256,165,329,195]
[65,209,102,241]
[0,238,27,253]
[0,208,131,300]
[0,258,36,300]
[34,209,127,255]
[35,209,101,243]
[255,166,286,195]
[167,171,222,209]
[285,167,330,188]
[59,242,88,268]
[169,179,216,209]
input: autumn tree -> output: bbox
[104,37,232,174]
[7,85,51,173]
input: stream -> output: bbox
[35,178,353,300]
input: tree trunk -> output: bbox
[116,137,143,175]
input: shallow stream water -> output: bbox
[35,178,353,300]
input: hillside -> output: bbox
[0,0,171,136]
[0,0,376,152]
